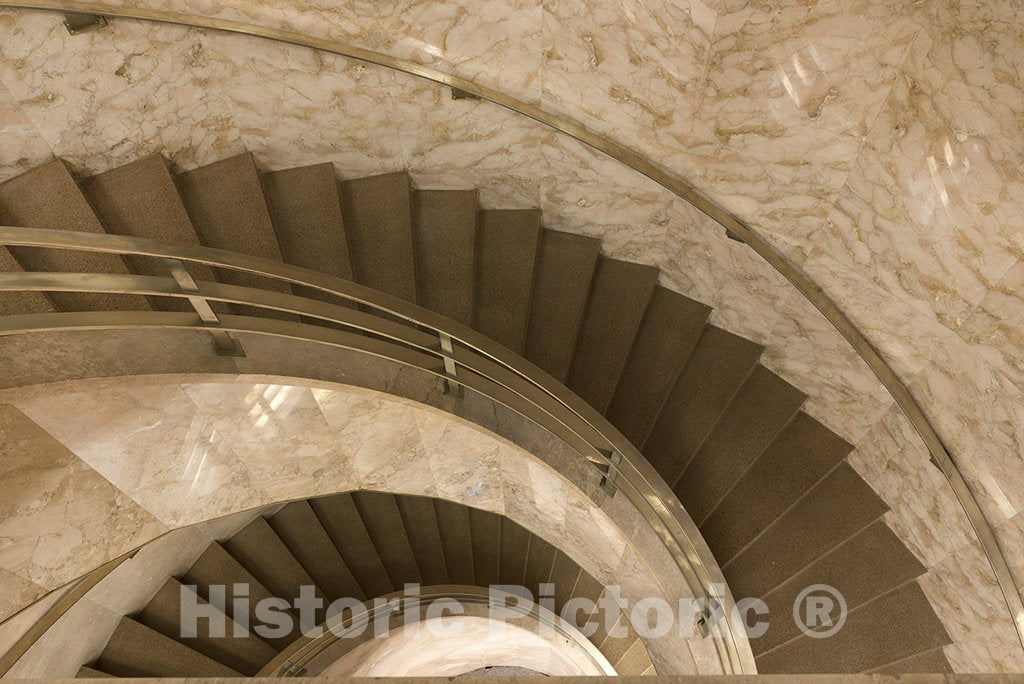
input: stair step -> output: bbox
[352,490,422,587]
[174,153,296,320]
[412,189,477,325]
[752,520,926,657]
[643,326,763,486]
[867,647,953,675]
[80,155,219,313]
[337,172,417,303]
[180,542,298,652]
[77,665,115,678]
[615,637,654,675]
[260,163,354,311]
[268,500,365,603]
[723,463,889,600]
[469,507,501,588]
[755,582,951,674]
[522,535,556,602]
[310,492,393,598]
[675,364,806,524]
[524,229,601,382]
[136,578,277,676]
[96,618,239,678]
[0,247,55,315]
[607,286,711,446]
[435,498,475,586]
[700,412,851,564]
[498,518,531,589]
[0,159,149,312]
[222,517,327,629]
[566,257,659,413]
[473,209,542,355]
[395,494,449,586]
[548,550,582,611]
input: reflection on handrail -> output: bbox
[0,0,1020,653]
[257,585,618,677]
[0,226,754,674]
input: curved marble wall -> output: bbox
[0,373,712,674]
[0,0,1022,671]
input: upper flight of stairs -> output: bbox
[0,153,953,674]
[80,492,653,677]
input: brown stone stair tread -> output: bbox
[675,364,806,525]
[755,582,951,674]
[174,152,296,320]
[310,492,393,598]
[643,325,763,487]
[722,463,890,601]
[866,647,953,674]
[498,517,531,589]
[524,229,601,382]
[395,494,449,586]
[606,285,711,446]
[0,246,55,315]
[566,256,659,414]
[615,637,654,675]
[135,578,277,676]
[750,520,927,656]
[95,617,240,678]
[337,172,417,303]
[81,155,218,313]
[77,665,116,678]
[548,550,582,611]
[473,209,542,355]
[411,189,477,325]
[260,163,355,311]
[268,500,365,603]
[435,498,475,586]
[352,490,422,587]
[0,159,149,312]
[700,411,852,565]
[179,542,297,652]
[469,507,501,588]
[522,535,556,602]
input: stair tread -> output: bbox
[723,463,889,600]
[0,246,55,315]
[643,326,763,487]
[352,490,422,587]
[269,500,365,603]
[136,578,277,676]
[435,498,475,586]
[222,517,327,629]
[469,507,501,588]
[0,159,149,312]
[311,492,393,598]
[412,189,477,326]
[181,542,297,652]
[337,172,417,302]
[700,411,851,564]
[175,152,296,320]
[566,257,659,414]
[675,364,806,524]
[77,665,116,678]
[867,647,953,675]
[755,582,951,674]
[751,520,926,656]
[548,550,582,612]
[81,155,217,313]
[396,494,449,586]
[473,209,542,354]
[497,518,530,589]
[524,229,601,382]
[607,285,711,446]
[96,617,240,678]
[522,534,555,601]
[615,637,654,675]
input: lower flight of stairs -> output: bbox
[79,492,652,677]
[0,153,953,674]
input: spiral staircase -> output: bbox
[0,151,953,675]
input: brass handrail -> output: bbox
[0,0,1020,653]
[0,226,753,674]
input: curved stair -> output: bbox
[80,492,651,677]
[0,152,952,674]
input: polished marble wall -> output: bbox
[0,375,709,674]
[0,0,1022,671]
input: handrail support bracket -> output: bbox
[165,258,246,357]
[598,448,621,495]
[438,331,463,397]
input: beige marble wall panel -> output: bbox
[0,404,167,590]
[0,567,46,624]
[0,80,51,183]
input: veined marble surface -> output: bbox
[0,375,707,674]
[1,0,1023,671]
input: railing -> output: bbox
[0,226,754,674]
[258,585,618,677]
[0,0,1021,655]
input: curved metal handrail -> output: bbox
[0,0,1020,652]
[0,226,753,674]
[257,585,618,677]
